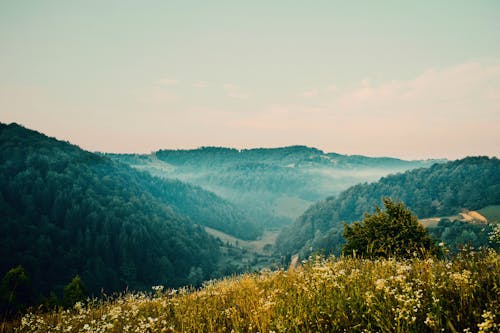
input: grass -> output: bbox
[419,207,493,228]
[8,249,500,333]
[479,205,500,224]
[205,227,279,254]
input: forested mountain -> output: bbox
[109,147,441,228]
[276,157,500,257]
[0,123,249,300]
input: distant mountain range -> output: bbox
[276,156,500,257]
[108,146,443,228]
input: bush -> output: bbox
[343,197,439,258]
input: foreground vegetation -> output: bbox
[8,250,499,333]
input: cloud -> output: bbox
[157,78,179,86]
[223,83,251,99]
[225,61,500,158]
[193,81,210,88]
[300,89,319,98]
[337,62,500,118]
[325,85,337,93]
[136,86,180,104]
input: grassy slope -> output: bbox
[479,205,500,224]
[9,251,500,333]
[419,206,497,228]
[205,227,279,254]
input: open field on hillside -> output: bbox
[420,208,491,228]
[205,227,279,254]
[479,205,500,224]
[7,250,499,333]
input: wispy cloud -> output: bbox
[337,62,500,117]
[225,61,500,158]
[223,83,251,99]
[325,85,337,93]
[300,89,319,98]
[157,78,179,86]
[193,81,210,88]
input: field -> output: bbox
[7,250,500,333]
[478,205,500,224]
[205,227,279,254]
[419,207,492,228]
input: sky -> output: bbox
[1,1,499,160]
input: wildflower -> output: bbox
[477,310,498,333]
[152,285,164,292]
[375,278,386,290]
[425,315,435,328]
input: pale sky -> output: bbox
[1,1,499,160]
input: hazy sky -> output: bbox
[1,1,499,159]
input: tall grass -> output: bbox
[10,249,500,332]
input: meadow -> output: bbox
[8,249,499,333]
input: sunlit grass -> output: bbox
[11,249,500,332]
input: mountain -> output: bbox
[109,146,441,228]
[276,156,500,257]
[0,123,244,298]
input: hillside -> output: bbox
[109,147,441,228]
[10,252,500,332]
[277,157,500,257]
[0,123,236,300]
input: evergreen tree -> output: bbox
[62,275,86,308]
[0,265,32,316]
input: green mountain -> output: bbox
[109,146,441,229]
[276,156,500,257]
[0,123,242,298]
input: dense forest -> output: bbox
[110,146,439,228]
[277,156,500,257]
[0,123,251,306]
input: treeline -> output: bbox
[277,157,500,257]
[0,123,226,315]
[112,146,436,229]
[428,218,494,253]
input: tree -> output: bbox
[343,197,438,258]
[62,275,86,307]
[0,265,32,316]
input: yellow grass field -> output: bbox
[7,250,500,333]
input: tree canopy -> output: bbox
[343,198,438,258]
[277,156,500,257]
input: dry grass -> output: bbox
[10,250,500,333]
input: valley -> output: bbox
[1,123,499,331]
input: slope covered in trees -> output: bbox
[110,147,440,228]
[276,157,500,257]
[0,123,231,300]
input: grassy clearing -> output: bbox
[10,250,500,333]
[479,205,500,224]
[205,227,279,254]
[420,208,491,228]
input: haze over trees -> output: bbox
[277,156,500,257]
[109,146,439,229]
[2,122,499,324]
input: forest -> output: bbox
[110,146,438,229]
[276,156,500,257]
[2,122,499,322]
[0,123,258,315]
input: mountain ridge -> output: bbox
[276,156,500,257]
